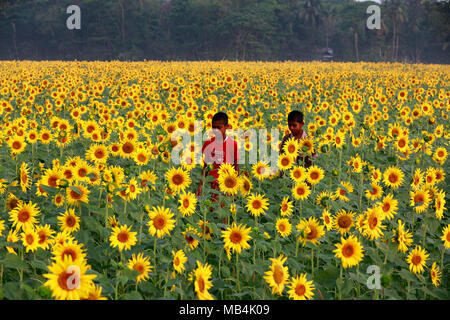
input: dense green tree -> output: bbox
[0,0,448,63]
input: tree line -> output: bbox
[0,0,449,63]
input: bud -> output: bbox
[301,146,309,153]
[37,285,52,299]
[332,169,339,176]
[203,199,212,207]
[58,179,69,188]
[320,144,329,153]
[381,273,392,288]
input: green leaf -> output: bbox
[69,185,82,196]
[0,253,30,271]
[314,266,339,287]
[29,260,48,271]
[123,268,141,281]
[124,291,144,300]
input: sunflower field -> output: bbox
[0,61,448,300]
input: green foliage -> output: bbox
[0,0,449,62]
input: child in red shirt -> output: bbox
[196,112,240,197]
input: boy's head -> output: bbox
[211,112,229,139]
[287,110,304,137]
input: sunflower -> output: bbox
[9,200,40,231]
[282,137,300,157]
[139,170,158,191]
[36,224,55,250]
[306,165,324,185]
[0,219,4,237]
[321,208,334,230]
[278,153,294,171]
[441,224,450,249]
[41,167,63,188]
[362,206,385,240]
[287,274,315,300]
[392,219,413,253]
[8,135,27,156]
[334,235,364,268]
[172,249,188,274]
[395,134,409,153]
[370,168,382,183]
[66,183,90,207]
[21,227,40,253]
[183,226,200,250]
[86,143,109,164]
[296,217,325,246]
[333,181,353,202]
[107,215,120,229]
[434,168,445,184]
[239,175,252,197]
[0,179,8,195]
[57,208,80,233]
[193,261,214,300]
[252,161,270,181]
[406,245,429,275]
[263,254,289,296]
[53,193,65,207]
[276,218,292,237]
[80,285,107,300]
[52,240,87,264]
[134,148,150,166]
[378,193,398,220]
[109,224,137,252]
[332,132,345,149]
[430,262,441,287]
[316,191,332,208]
[292,182,311,201]
[43,256,96,300]
[365,183,383,201]
[178,192,197,217]
[333,210,355,235]
[280,196,294,217]
[198,220,213,240]
[222,222,252,255]
[19,162,30,193]
[126,177,142,200]
[424,168,436,186]
[290,165,306,183]
[218,169,241,195]
[246,193,269,217]
[434,190,446,220]
[410,189,430,214]
[119,139,136,159]
[147,206,176,238]
[411,168,424,191]
[165,167,191,195]
[127,253,152,283]
[383,166,404,189]
[6,229,19,255]
[432,147,447,165]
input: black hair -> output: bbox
[212,111,228,125]
[287,110,304,124]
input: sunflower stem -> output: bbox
[311,247,314,276]
[153,236,157,270]
[105,192,109,224]
[236,254,240,293]
[422,223,427,247]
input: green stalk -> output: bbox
[236,254,240,293]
